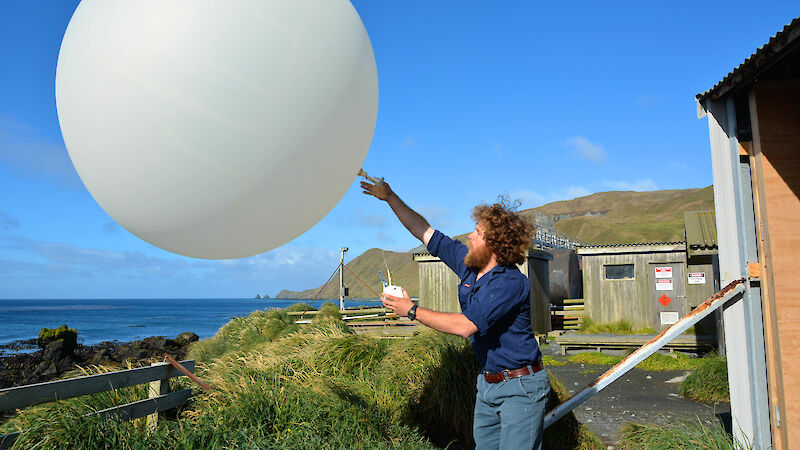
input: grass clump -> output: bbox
[542,355,567,367]
[4,306,604,448]
[680,353,729,403]
[616,417,746,449]
[578,317,656,335]
[568,351,704,371]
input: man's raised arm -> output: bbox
[361,178,434,245]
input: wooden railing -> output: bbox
[288,307,420,339]
[0,359,196,449]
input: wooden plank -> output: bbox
[0,360,194,412]
[92,389,192,422]
[287,307,388,317]
[748,262,761,280]
[552,299,584,305]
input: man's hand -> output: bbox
[361,178,393,201]
[381,288,414,317]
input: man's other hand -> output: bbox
[381,288,413,317]
[361,179,393,201]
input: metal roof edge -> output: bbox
[697,16,800,104]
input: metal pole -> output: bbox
[544,279,745,429]
[339,247,348,310]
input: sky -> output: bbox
[1,1,797,299]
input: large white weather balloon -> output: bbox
[56,0,378,259]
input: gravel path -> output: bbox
[542,344,730,446]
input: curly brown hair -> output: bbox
[472,196,534,266]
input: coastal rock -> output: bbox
[175,332,199,346]
[1,332,199,389]
[37,325,78,355]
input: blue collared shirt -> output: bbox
[426,230,541,372]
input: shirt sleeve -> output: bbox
[462,277,526,335]
[426,230,469,280]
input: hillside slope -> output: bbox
[274,186,715,299]
[275,248,420,300]
[522,186,714,244]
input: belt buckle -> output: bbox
[501,369,510,381]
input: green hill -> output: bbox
[274,186,715,299]
[275,248,420,300]
[522,186,714,244]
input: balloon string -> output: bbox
[296,264,341,317]
[343,264,382,299]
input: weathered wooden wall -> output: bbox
[580,244,691,331]
[750,79,800,447]
[415,254,461,313]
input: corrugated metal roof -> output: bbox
[684,211,718,256]
[576,241,685,249]
[697,16,800,103]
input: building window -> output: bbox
[605,264,634,280]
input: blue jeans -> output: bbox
[473,367,550,450]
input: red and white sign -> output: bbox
[688,272,706,284]
[655,267,673,278]
[656,278,673,291]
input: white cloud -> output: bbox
[564,136,607,163]
[668,162,689,170]
[102,221,120,233]
[0,213,20,231]
[565,185,592,198]
[417,205,453,227]
[508,190,547,208]
[510,185,593,209]
[635,95,654,107]
[0,115,82,187]
[602,178,658,191]
[375,232,395,244]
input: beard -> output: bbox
[464,243,492,270]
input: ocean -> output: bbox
[0,298,382,355]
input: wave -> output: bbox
[0,305,129,312]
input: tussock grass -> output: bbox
[578,317,656,335]
[680,353,729,403]
[616,417,746,449]
[568,351,704,371]
[4,307,603,448]
[542,355,567,366]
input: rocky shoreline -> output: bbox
[0,332,199,389]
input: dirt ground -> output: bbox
[542,343,730,447]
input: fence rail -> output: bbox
[0,359,195,449]
[533,225,586,250]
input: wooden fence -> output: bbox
[288,307,420,339]
[0,359,195,449]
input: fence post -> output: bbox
[146,362,169,431]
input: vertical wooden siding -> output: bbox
[581,249,690,330]
[750,80,800,447]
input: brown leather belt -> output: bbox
[483,362,544,383]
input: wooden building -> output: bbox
[577,226,718,334]
[696,17,800,449]
[413,248,553,334]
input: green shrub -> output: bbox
[680,353,729,403]
[617,417,745,449]
[5,307,604,448]
[568,351,703,371]
[37,325,78,348]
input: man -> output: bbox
[361,177,549,450]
